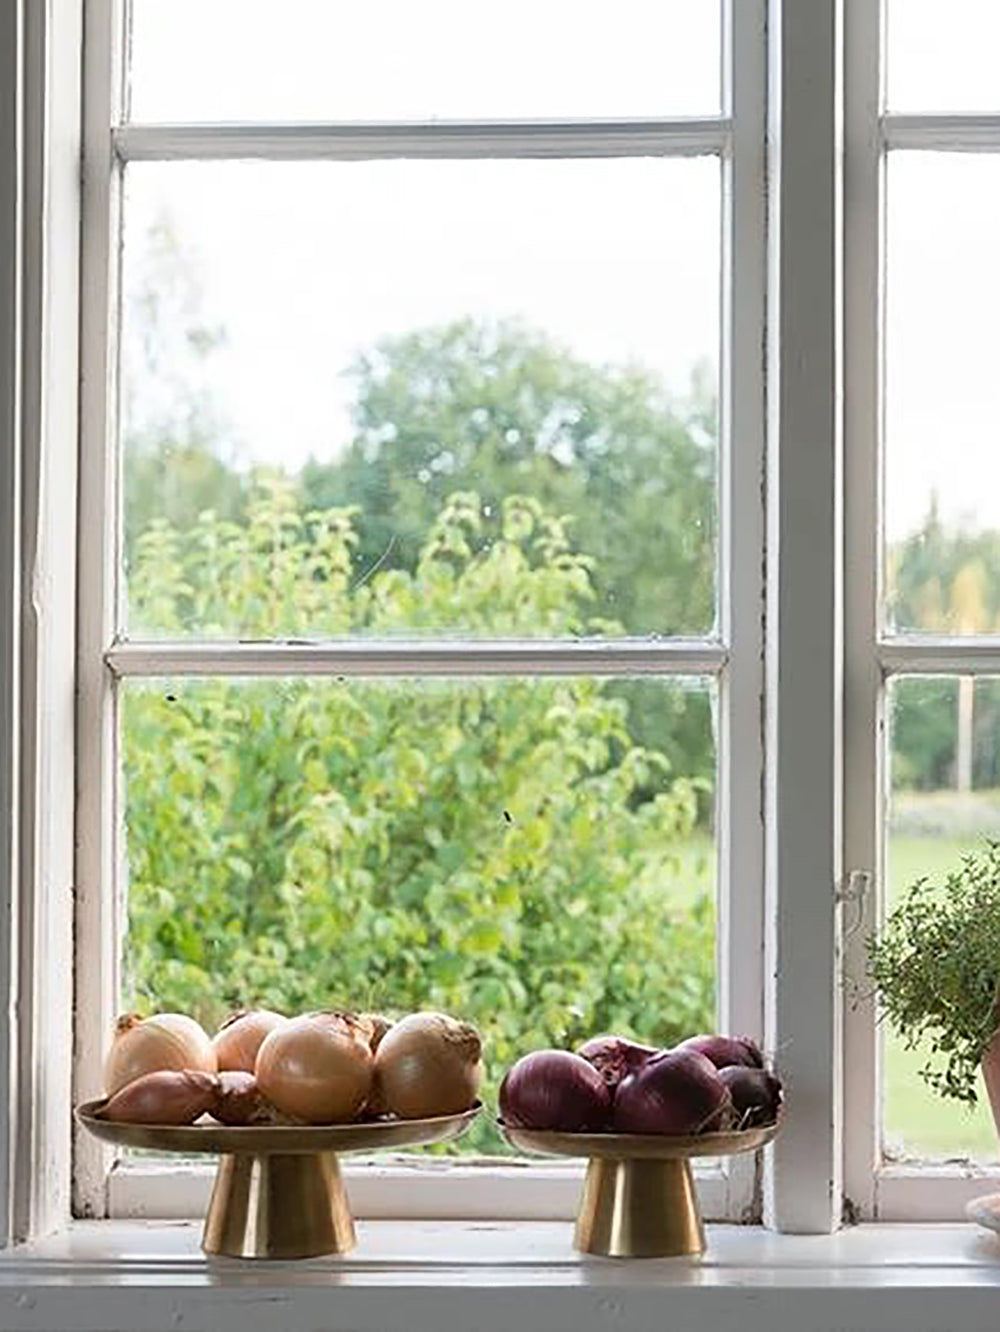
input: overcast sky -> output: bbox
[124,0,1000,544]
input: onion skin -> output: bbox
[499,1050,611,1131]
[374,1012,482,1119]
[614,1049,735,1135]
[213,1010,287,1073]
[104,1012,217,1096]
[255,1013,373,1124]
[674,1033,764,1071]
[719,1066,783,1128]
[212,1071,298,1126]
[358,1013,393,1054]
[96,1070,220,1125]
[576,1035,657,1089]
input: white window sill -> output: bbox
[1,1221,1000,1331]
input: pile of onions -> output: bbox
[256,1012,373,1124]
[104,1013,216,1097]
[613,1049,735,1135]
[374,1012,482,1119]
[500,1030,780,1137]
[499,1050,610,1131]
[212,1009,287,1072]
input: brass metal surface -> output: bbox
[77,1101,480,1259]
[500,1121,779,1161]
[575,1156,704,1258]
[203,1151,355,1259]
[500,1120,779,1259]
[76,1100,480,1154]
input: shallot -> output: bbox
[96,1069,220,1125]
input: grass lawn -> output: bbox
[882,829,1000,1163]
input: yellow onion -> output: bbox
[212,1009,287,1072]
[96,1069,220,1124]
[357,1012,393,1053]
[104,1012,216,1096]
[374,1012,482,1119]
[255,1012,373,1123]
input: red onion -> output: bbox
[613,1048,735,1135]
[576,1035,657,1089]
[719,1066,783,1128]
[675,1033,763,1070]
[499,1050,611,1131]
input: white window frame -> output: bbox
[842,0,1000,1221]
[71,0,768,1225]
[0,0,859,1243]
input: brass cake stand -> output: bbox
[77,1100,480,1260]
[501,1120,779,1258]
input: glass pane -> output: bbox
[121,676,717,1156]
[886,0,1000,112]
[127,0,721,122]
[882,676,1000,1164]
[120,159,720,639]
[884,155,1000,635]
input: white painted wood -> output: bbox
[884,113,1000,151]
[3,1221,1000,1332]
[106,1160,731,1223]
[0,0,24,1256]
[877,1168,1000,1221]
[74,0,125,1221]
[879,638,1000,675]
[841,0,883,1224]
[12,0,82,1242]
[106,638,728,679]
[114,118,731,162]
[714,0,767,1222]
[763,0,843,1233]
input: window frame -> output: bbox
[71,0,769,1224]
[1,0,872,1243]
[842,0,1000,1220]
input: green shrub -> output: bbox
[123,477,715,1152]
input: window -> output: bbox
[73,0,768,1223]
[14,0,953,1243]
[843,0,1000,1219]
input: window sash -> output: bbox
[66,0,772,1227]
[843,0,1000,1221]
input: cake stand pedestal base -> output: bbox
[574,1156,705,1258]
[202,1151,355,1259]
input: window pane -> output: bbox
[884,155,1000,635]
[121,675,717,1156]
[127,0,721,122]
[121,159,720,639]
[882,676,1000,1165]
[886,0,1000,112]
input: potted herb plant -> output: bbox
[867,839,1000,1130]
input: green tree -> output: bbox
[301,319,717,639]
[123,478,715,1152]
